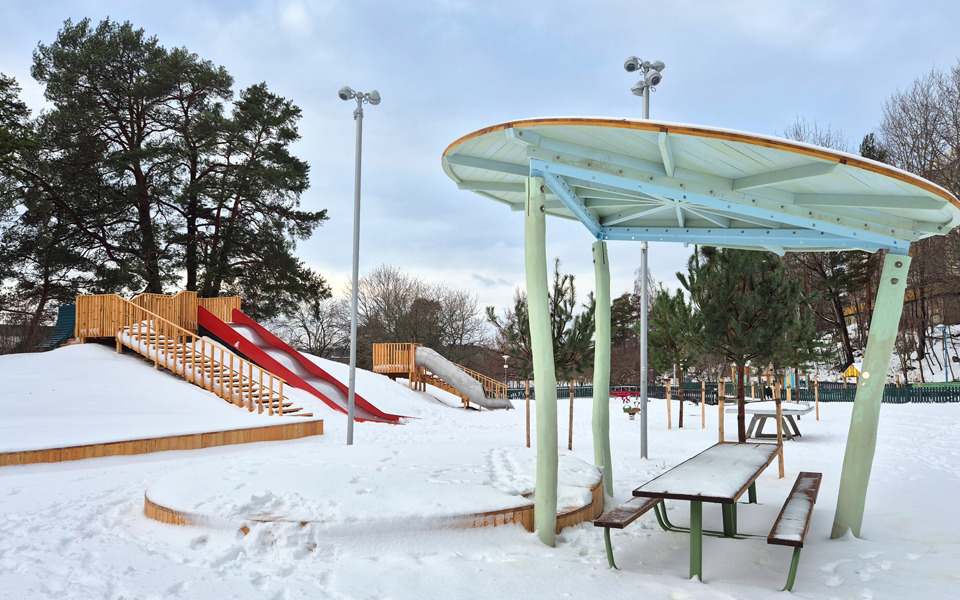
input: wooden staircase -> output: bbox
[76,294,311,417]
[119,323,309,416]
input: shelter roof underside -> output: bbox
[442,118,960,254]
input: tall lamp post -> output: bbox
[339,85,381,446]
[936,324,948,383]
[624,56,665,459]
[503,355,510,385]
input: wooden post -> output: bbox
[666,381,672,429]
[525,176,558,546]
[701,380,706,429]
[815,375,820,420]
[590,241,613,495]
[776,396,785,479]
[833,252,911,539]
[786,378,792,403]
[718,378,725,442]
[568,379,574,451]
[525,378,531,448]
[750,381,755,400]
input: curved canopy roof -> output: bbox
[442,118,960,254]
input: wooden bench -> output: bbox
[593,496,662,568]
[768,471,822,591]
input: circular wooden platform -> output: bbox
[143,446,603,535]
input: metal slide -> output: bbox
[198,307,404,424]
[414,347,514,410]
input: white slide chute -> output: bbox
[414,347,514,410]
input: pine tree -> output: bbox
[487,259,596,382]
[645,287,699,427]
[679,247,816,442]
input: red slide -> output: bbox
[198,307,404,424]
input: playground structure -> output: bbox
[372,343,513,410]
[199,307,404,423]
[74,291,307,417]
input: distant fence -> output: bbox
[507,381,960,404]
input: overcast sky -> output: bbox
[2,0,959,312]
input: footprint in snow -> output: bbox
[823,574,844,587]
[859,550,882,559]
[821,558,853,572]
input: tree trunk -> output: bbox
[678,367,685,428]
[737,363,746,443]
[831,293,856,367]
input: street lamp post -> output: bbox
[937,324,948,382]
[339,86,381,446]
[624,56,665,459]
[503,355,510,385]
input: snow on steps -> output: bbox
[117,321,312,417]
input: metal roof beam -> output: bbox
[794,194,948,210]
[601,226,888,251]
[533,169,603,238]
[457,181,526,193]
[446,154,528,176]
[601,204,675,227]
[530,159,908,251]
[512,129,669,176]
[683,206,731,228]
[732,162,838,191]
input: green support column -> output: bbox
[525,177,558,546]
[592,241,613,496]
[832,251,911,539]
[690,500,703,581]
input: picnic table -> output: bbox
[725,401,814,440]
[633,442,781,581]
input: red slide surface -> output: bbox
[198,307,404,423]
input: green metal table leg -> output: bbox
[603,527,618,569]
[748,481,757,504]
[653,502,672,531]
[721,503,738,536]
[690,501,703,581]
[782,547,802,591]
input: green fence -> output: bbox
[507,382,960,404]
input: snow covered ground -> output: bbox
[2,344,959,599]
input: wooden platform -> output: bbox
[0,420,323,467]
[144,472,603,535]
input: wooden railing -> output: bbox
[454,364,508,399]
[371,342,507,402]
[76,294,289,415]
[372,343,419,378]
[126,291,240,332]
[198,295,242,324]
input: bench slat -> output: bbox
[768,471,822,547]
[594,497,661,529]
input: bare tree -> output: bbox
[270,297,349,359]
[779,115,851,153]
[877,63,960,378]
[350,265,486,368]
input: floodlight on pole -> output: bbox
[341,85,381,446]
[625,55,665,459]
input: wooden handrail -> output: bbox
[76,294,287,414]
[452,363,508,399]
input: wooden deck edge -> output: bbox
[143,471,604,536]
[0,419,324,467]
